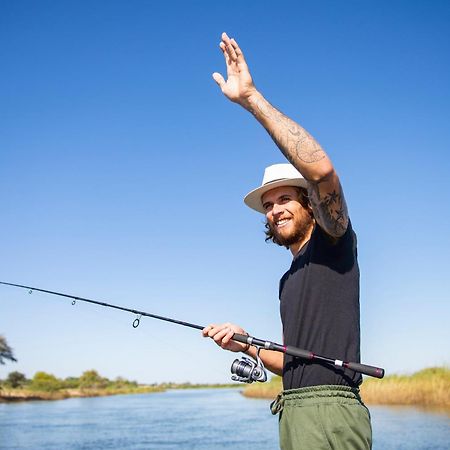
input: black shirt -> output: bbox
[280,221,362,389]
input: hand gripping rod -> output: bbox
[0,281,384,379]
[231,333,384,379]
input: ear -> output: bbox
[297,188,311,210]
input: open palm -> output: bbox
[213,33,256,104]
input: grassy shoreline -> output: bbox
[3,367,448,408]
[0,383,241,403]
[0,385,164,402]
[243,367,450,409]
[0,369,240,403]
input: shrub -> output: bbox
[61,376,80,389]
[79,370,109,389]
[29,372,62,392]
[6,371,28,388]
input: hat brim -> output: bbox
[243,178,308,214]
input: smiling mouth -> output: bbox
[275,218,291,228]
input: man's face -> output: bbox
[262,185,313,249]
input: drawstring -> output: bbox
[270,392,285,415]
[270,385,364,416]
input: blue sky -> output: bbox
[1,1,449,383]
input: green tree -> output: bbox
[30,372,61,392]
[62,376,80,389]
[6,371,27,388]
[79,370,108,389]
[113,376,137,388]
[0,335,17,364]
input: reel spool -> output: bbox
[230,347,268,383]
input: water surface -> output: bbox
[0,389,448,449]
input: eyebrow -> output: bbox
[262,194,294,209]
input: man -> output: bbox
[203,33,372,449]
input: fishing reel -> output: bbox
[230,347,267,383]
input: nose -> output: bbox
[271,202,284,216]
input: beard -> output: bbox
[268,212,314,248]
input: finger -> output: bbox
[213,328,230,345]
[202,325,213,336]
[218,42,233,68]
[221,32,237,61]
[212,72,225,88]
[207,324,230,339]
[221,329,235,345]
[205,324,220,338]
[226,35,241,61]
[224,52,232,67]
[225,40,238,62]
[230,38,244,58]
[230,38,249,71]
[221,31,231,43]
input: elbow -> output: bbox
[306,165,336,184]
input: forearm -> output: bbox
[214,33,335,185]
[241,91,349,237]
[243,91,334,183]
[243,346,283,377]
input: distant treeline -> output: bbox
[0,369,140,392]
[0,370,146,393]
[0,370,240,402]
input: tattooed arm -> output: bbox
[213,33,348,238]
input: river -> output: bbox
[0,388,448,449]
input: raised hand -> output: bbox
[212,32,258,106]
[202,322,249,353]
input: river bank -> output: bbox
[0,383,241,403]
[0,369,239,403]
[0,385,164,402]
[243,367,450,409]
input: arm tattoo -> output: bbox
[251,97,326,165]
[307,182,349,238]
[247,94,348,237]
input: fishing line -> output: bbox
[0,281,385,381]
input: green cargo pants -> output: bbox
[270,385,372,450]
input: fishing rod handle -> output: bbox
[232,333,283,351]
[232,333,251,346]
[231,333,279,350]
[233,334,315,359]
[234,333,385,379]
[232,334,310,357]
[284,345,314,360]
[345,362,385,379]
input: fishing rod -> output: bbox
[0,281,385,381]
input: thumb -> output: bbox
[212,72,226,89]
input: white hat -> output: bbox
[244,163,308,214]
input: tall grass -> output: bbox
[360,367,450,408]
[243,367,450,408]
[243,376,282,399]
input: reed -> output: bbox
[242,367,450,408]
[243,376,282,399]
[360,367,450,408]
